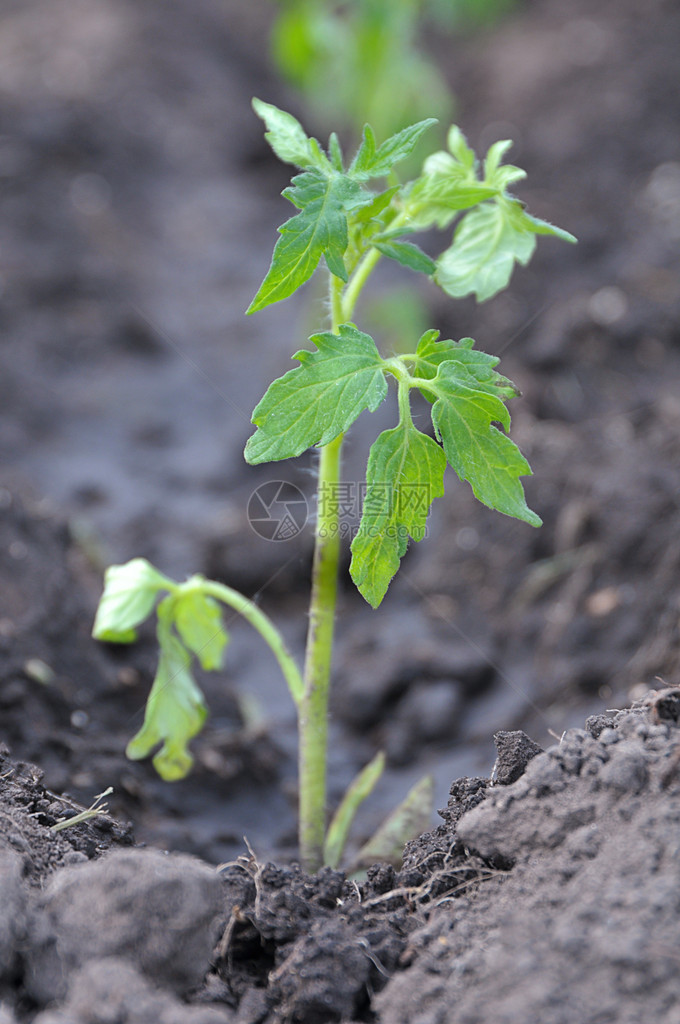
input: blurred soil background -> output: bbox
[0,0,679,864]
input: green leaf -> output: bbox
[435,199,534,302]
[406,175,498,230]
[483,139,524,188]
[248,170,359,313]
[173,590,229,671]
[324,751,386,870]
[403,124,496,231]
[414,331,518,399]
[428,361,541,526]
[126,600,208,781]
[435,197,576,303]
[374,240,436,276]
[251,97,323,170]
[351,185,400,224]
[351,774,434,871]
[446,125,476,171]
[404,138,497,231]
[350,423,446,608]
[517,208,578,244]
[328,131,344,172]
[245,324,387,464]
[349,118,438,181]
[93,558,174,643]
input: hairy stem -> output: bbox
[341,246,382,321]
[299,429,343,871]
[299,252,388,871]
[299,273,350,870]
[397,376,413,427]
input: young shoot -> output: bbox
[93,100,575,873]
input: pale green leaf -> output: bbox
[93,558,174,643]
[483,139,526,191]
[435,199,537,302]
[173,591,229,671]
[517,207,578,244]
[429,361,541,526]
[126,600,208,781]
[252,97,323,170]
[245,324,387,464]
[446,125,476,170]
[352,774,434,870]
[350,423,446,607]
[324,751,386,870]
[435,195,576,303]
[405,148,497,230]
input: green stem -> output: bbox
[341,208,409,321]
[330,271,344,327]
[341,246,382,321]
[199,579,304,706]
[299,430,343,872]
[298,245,391,871]
[397,377,413,427]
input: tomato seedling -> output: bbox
[93,101,575,872]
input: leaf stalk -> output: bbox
[199,579,304,706]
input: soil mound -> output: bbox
[0,696,678,1022]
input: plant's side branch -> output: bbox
[342,246,382,320]
[199,580,304,706]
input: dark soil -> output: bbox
[1,0,680,1020]
[2,699,680,1023]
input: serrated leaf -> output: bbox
[483,140,526,191]
[517,208,578,244]
[405,152,497,230]
[428,361,541,526]
[93,558,174,643]
[349,118,437,181]
[350,423,446,607]
[446,125,476,170]
[414,331,518,399]
[173,590,228,671]
[252,98,322,170]
[324,751,385,870]
[248,170,363,313]
[348,124,377,179]
[435,199,537,302]
[374,240,436,276]
[352,185,399,224]
[483,138,513,178]
[126,600,208,781]
[351,774,434,871]
[435,195,575,303]
[245,324,387,464]
[328,131,344,171]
